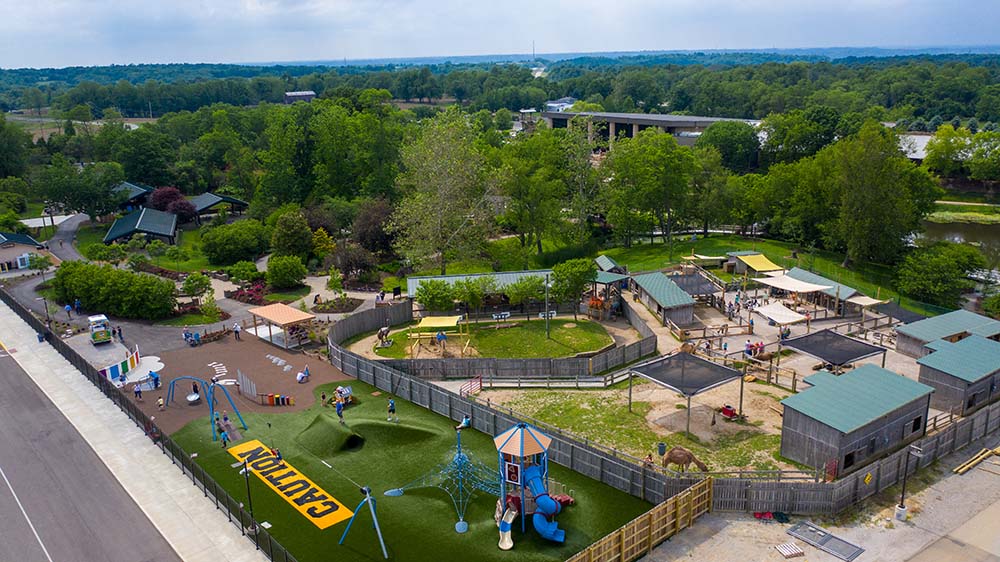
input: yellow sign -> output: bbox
[864,472,873,486]
[228,440,353,529]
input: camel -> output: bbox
[661,446,708,472]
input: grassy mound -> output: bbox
[295,414,366,457]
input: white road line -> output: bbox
[0,464,55,562]
[321,461,332,468]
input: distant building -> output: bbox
[631,272,695,326]
[895,309,1000,358]
[112,181,155,212]
[284,91,317,104]
[189,192,250,224]
[917,335,1000,416]
[544,97,577,113]
[0,232,43,272]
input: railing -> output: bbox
[459,375,482,397]
[0,287,297,562]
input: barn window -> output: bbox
[911,416,922,434]
[844,451,855,469]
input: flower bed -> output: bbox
[311,297,363,314]
[137,262,186,281]
[226,280,267,305]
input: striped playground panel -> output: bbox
[100,345,140,380]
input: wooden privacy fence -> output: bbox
[566,478,713,562]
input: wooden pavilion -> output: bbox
[247,303,315,349]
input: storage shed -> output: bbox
[779,365,934,477]
[631,272,695,326]
[894,309,1000,358]
[917,335,1000,416]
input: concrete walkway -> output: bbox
[0,301,267,562]
[626,298,682,354]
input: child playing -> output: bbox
[387,399,397,423]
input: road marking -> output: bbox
[0,464,55,562]
[321,460,332,468]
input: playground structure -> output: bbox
[384,427,500,533]
[88,314,112,345]
[494,423,572,544]
[165,375,248,441]
[406,315,473,357]
[339,486,389,560]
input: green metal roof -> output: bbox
[112,181,154,202]
[781,365,934,434]
[103,208,177,244]
[632,272,695,309]
[407,270,552,296]
[896,309,1000,343]
[189,192,250,213]
[595,271,628,285]
[0,232,41,247]
[786,267,859,299]
[916,335,1000,383]
[595,255,621,272]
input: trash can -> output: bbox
[657,442,667,456]
[268,393,274,406]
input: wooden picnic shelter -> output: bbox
[247,303,315,349]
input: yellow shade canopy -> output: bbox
[736,254,783,273]
[416,315,463,329]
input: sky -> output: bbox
[2,0,1000,69]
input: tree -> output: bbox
[413,279,455,312]
[689,146,731,234]
[149,186,185,211]
[312,228,336,261]
[983,293,1000,319]
[127,253,150,271]
[266,255,307,289]
[551,259,597,320]
[112,126,176,187]
[390,108,495,274]
[326,266,346,301]
[759,109,836,167]
[896,242,986,307]
[352,198,395,257]
[967,131,1000,181]
[180,272,212,303]
[270,211,313,260]
[330,243,377,282]
[201,219,269,265]
[167,199,198,223]
[29,254,53,282]
[227,260,264,285]
[923,124,971,177]
[164,245,189,269]
[146,239,167,258]
[453,275,497,317]
[39,156,126,220]
[831,121,941,265]
[501,128,569,254]
[0,114,31,178]
[505,275,545,320]
[696,121,760,173]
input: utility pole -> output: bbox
[243,459,259,550]
[545,273,551,339]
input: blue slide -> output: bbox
[522,465,566,543]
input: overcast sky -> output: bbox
[2,0,999,69]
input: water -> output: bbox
[920,221,1000,247]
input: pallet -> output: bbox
[775,543,805,558]
[954,448,992,475]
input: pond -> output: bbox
[921,220,1000,247]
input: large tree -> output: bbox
[40,156,126,220]
[501,128,569,254]
[689,146,731,235]
[112,126,176,186]
[695,120,760,173]
[551,258,597,321]
[390,108,496,274]
[0,114,31,179]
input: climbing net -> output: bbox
[385,432,500,530]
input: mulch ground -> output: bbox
[131,335,349,434]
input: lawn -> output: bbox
[481,382,786,472]
[265,284,311,303]
[371,319,613,359]
[171,380,651,562]
[150,228,212,273]
[155,311,221,326]
[74,223,110,254]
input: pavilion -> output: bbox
[781,329,889,371]
[247,303,315,349]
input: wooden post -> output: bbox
[738,367,745,420]
[646,511,654,553]
[628,374,633,413]
[686,395,692,438]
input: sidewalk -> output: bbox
[0,302,267,562]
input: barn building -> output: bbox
[631,272,695,326]
[779,365,934,477]
[894,309,1000,358]
[916,335,1000,416]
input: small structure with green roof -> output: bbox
[917,335,1000,416]
[895,309,1000,358]
[594,254,626,274]
[112,181,155,211]
[780,364,934,477]
[188,192,250,223]
[103,208,177,245]
[631,272,695,326]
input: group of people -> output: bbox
[725,293,767,322]
[744,339,767,358]
[215,410,232,447]
[321,386,353,424]
[182,326,202,346]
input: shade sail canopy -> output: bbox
[494,423,552,457]
[736,254,783,272]
[630,352,741,397]
[417,315,463,329]
[248,303,315,327]
[874,301,926,325]
[781,329,887,367]
[846,295,887,307]
[754,302,807,325]
[753,274,831,294]
[670,273,720,297]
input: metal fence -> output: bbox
[0,288,296,562]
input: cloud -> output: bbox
[1,0,998,68]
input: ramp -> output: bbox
[787,521,864,561]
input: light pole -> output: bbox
[544,273,551,339]
[896,445,924,521]
[35,297,51,328]
[242,458,260,550]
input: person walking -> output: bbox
[74,298,81,315]
[133,383,143,402]
[157,396,165,411]
[220,430,230,448]
[387,398,397,423]
[117,326,125,343]
[64,304,72,320]
[233,322,242,341]
[192,381,200,396]
[335,400,345,425]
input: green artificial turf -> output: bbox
[372,319,612,359]
[171,380,650,562]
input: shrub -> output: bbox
[149,186,185,211]
[167,199,198,223]
[270,211,313,260]
[201,219,269,265]
[229,280,266,305]
[52,261,176,320]
[413,279,455,312]
[227,260,265,285]
[267,255,307,289]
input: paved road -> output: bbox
[0,353,181,562]
[48,213,88,262]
